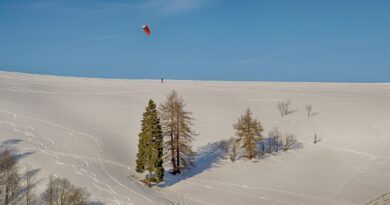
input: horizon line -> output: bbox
[0,70,389,84]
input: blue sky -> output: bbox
[0,0,389,82]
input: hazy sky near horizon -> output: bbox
[0,0,389,82]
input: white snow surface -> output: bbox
[0,71,390,205]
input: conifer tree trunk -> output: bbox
[175,111,180,173]
[170,133,176,173]
[176,134,180,173]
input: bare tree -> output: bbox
[43,175,90,205]
[160,91,178,173]
[282,133,297,151]
[277,100,291,117]
[234,108,264,159]
[305,105,312,117]
[68,187,90,205]
[9,169,19,205]
[44,175,55,205]
[268,127,282,152]
[221,137,240,162]
[160,90,196,174]
[56,177,72,205]
[24,167,35,205]
[313,132,321,144]
[0,150,20,205]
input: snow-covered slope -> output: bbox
[0,71,389,205]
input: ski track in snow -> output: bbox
[300,141,390,161]
[0,109,154,205]
[0,108,385,205]
[184,180,294,205]
[187,178,348,205]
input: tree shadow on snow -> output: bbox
[157,137,304,188]
[257,137,304,159]
[158,141,226,188]
[22,168,41,180]
[19,168,41,192]
[0,139,23,147]
[286,109,299,115]
[0,139,36,161]
[310,112,319,117]
[88,202,105,205]
[15,151,35,161]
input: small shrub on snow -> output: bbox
[282,133,297,151]
[220,137,240,162]
[277,100,291,117]
[305,104,313,117]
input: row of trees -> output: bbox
[135,91,195,183]
[135,90,300,183]
[0,149,90,205]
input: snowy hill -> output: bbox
[0,71,389,205]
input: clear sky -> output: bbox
[0,0,389,82]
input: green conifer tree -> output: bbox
[135,100,165,182]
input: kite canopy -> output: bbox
[142,24,151,36]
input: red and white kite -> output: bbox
[142,24,151,36]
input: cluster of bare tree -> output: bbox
[266,127,297,152]
[0,150,20,205]
[277,100,291,117]
[43,175,90,205]
[221,110,298,162]
[255,127,282,155]
[0,149,90,205]
[278,100,316,118]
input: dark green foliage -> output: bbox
[136,135,146,173]
[155,142,165,182]
[135,99,165,182]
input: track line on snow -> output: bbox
[182,194,217,205]
[189,178,349,205]
[184,180,294,205]
[0,109,155,204]
[301,141,390,161]
[0,112,126,204]
[53,157,123,204]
